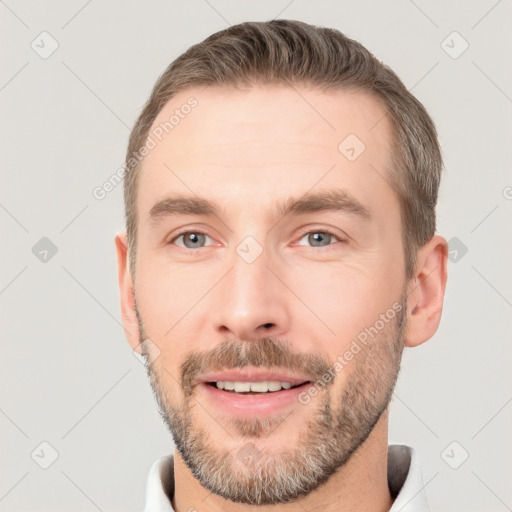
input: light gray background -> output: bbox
[1,1,511,511]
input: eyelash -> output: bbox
[169,228,345,250]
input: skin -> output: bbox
[115,85,448,512]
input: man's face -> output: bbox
[131,85,408,505]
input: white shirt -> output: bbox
[143,444,430,511]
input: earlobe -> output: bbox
[404,235,448,348]
[114,231,140,350]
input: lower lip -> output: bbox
[198,382,312,418]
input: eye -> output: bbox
[169,229,344,250]
[171,231,213,249]
[295,230,343,248]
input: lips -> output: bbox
[198,378,314,417]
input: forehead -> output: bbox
[137,84,396,222]
[149,84,391,158]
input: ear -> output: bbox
[404,234,448,348]
[114,231,140,351]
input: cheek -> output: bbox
[152,353,182,391]
[135,254,208,323]
[289,263,400,348]
[134,257,218,365]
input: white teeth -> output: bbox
[233,382,251,392]
[267,381,285,391]
[215,381,294,392]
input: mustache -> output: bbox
[180,337,332,397]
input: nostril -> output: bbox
[262,323,274,329]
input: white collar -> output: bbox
[143,444,430,511]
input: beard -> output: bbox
[135,295,407,506]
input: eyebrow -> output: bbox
[148,189,372,228]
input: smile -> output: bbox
[200,381,313,417]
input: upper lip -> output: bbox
[197,369,312,386]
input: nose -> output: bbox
[214,243,291,342]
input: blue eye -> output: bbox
[296,231,341,248]
[170,230,343,250]
[173,232,212,249]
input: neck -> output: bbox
[172,411,393,512]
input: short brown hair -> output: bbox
[123,19,442,280]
